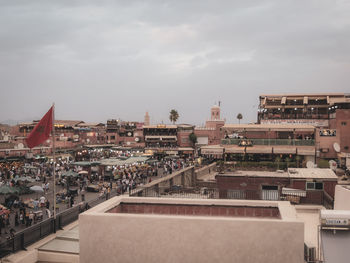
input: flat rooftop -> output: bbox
[38,225,79,255]
[83,196,299,223]
[218,168,337,180]
[107,202,281,219]
[223,123,315,130]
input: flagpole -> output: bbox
[52,103,57,230]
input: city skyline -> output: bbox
[1,1,350,125]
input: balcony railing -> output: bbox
[221,138,315,146]
[259,113,329,120]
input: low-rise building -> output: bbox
[80,196,304,263]
[216,168,337,207]
[258,93,350,159]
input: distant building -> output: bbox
[221,123,316,164]
[194,105,225,146]
[216,168,337,207]
[106,120,144,147]
[143,124,178,156]
[142,124,194,158]
[144,111,150,126]
[258,93,350,159]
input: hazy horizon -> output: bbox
[1,1,349,126]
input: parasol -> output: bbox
[29,185,44,193]
[61,171,79,178]
[0,185,19,195]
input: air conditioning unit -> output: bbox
[321,210,350,229]
[304,245,316,263]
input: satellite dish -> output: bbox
[135,137,140,142]
[127,132,132,137]
[329,160,337,171]
[306,161,315,169]
[17,143,24,149]
[333,143,340,153]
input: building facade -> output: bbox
[258,93,350,159]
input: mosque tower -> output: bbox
[144,112,150,126]
[210,105,221,120]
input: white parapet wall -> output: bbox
[79,197,304,263]
[334,185,350,210]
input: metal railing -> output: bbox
[221,138,315,146]
[130,186,333,209]
[0,189,120,258]
[130,186,219,199]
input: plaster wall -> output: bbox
[79,198,304,263]
[334,185,350,210]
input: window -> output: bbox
[110,135,115,140]
[319,129,336,136]
[345,146,349,150]
[341,122,347,126]
[262,185,278,190]
[306,182,323,190]
[181,138,189,143]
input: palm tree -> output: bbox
[237,113,243,124]
[189,132,197,146]
[275,156,281,170]
[169,109,179,124]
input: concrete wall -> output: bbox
[217,175,337,205]
[131,167,195,196]
[336,109,350,153]
[79,197,304,263]
[195,163,216,178]
[334,185,350,210]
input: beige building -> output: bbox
[334,184,350,210]
[79,196,304,263]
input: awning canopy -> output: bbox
[282,187,306,197]
[71,161,101,166]
[201,146,224,155]
[273,146,296,154]
[297,147,315,156]
[224,146,245,154]
[145,136,177,141]
[246,146,273,154]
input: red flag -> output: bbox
[26,106,54,148]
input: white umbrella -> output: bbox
[30,185,44,193]
[78,171,88,175]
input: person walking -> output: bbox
[15,212,19,227]
[0,215,4,235]
[19,212,24,225]
[81,188,85,202]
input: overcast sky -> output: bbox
[0,0,349,125]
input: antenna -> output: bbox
[218,101,221,107]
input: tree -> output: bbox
[295,155,301,168]
[236,113,243,124]
[189,132,197,146]
[275,156,281,170]
[169,109,179,124]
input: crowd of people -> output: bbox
[0,152,194,242]
[110,158,191,194]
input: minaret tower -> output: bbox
[144,112,150,126]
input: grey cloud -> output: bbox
[0,0,349,125]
